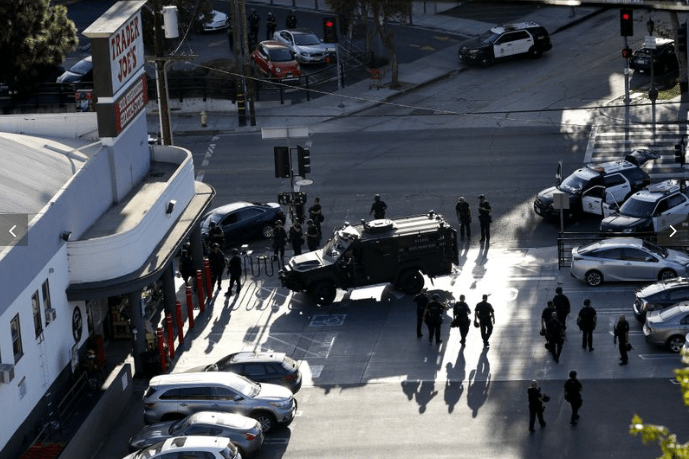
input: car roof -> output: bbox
[586,159,637,174]
[630,180,684,202]
[490,21,544,34]
[149,371,250,387]
[288,28,317,35]
[659,303,689,315]
[581,237,646,250]
[188,411,257,428]
[260,40,290,50]
[229,351,287,364]
[159,435,231,452]
[638,277,689,296]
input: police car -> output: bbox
[534,160,651,220]
[457,22,552,67]
[600,180,689,234]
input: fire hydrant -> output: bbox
[200,111,207,128]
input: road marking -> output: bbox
[638,354,681,360]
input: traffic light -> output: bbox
[620,9,633,37]
[622,47,633,59]
[323,17,337,43]
[678,23,687,54]
[297,145,311,176]
[675,143,685,165]
[274,146,290,178]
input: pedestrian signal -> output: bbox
[323,17,337,43]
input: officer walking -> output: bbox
[308,197,323,235]
[527,380,547,432]
[564,370,583,425]
[289,219,304,256]
[614,315,630,365]
[545,312,564,363]
[474,294,495,347]
[286,9,297,29]
[225,249,242,297]
[423,294,447,344]
[553,287,571,330]
[413,291,429,338]
[266,11,277,40]
[369,194,387,219]
[272,220,287,261]
[306,219,319,251]
[208,243,226,290]
[453,294,472,345]
[455,196,471,240]
[577,299,597,351]
[540,301,556,334]
[478,194,492,243]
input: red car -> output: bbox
[251,41,301,83]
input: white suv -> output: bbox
[124,436,239,459]
[600,180,689,233]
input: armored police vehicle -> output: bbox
[279,212,458,305]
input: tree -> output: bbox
[630,352,689,457]
[0,0,78,92]
[669,12,688,98]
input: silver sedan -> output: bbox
[643,303,689,352]
[570,237,689,287]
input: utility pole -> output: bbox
[153,0,173,145]
[239,0,256,126]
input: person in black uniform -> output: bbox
[564,370,583,425]
[527,380,547,432]
[453,294,472,345]
[289,219,304,256]
[545,312,564,363]
[306,219,319,251]
[208,221,225,249]
[455,196,471,240]
[413,291,429,338]
[272,220,287,261]
[369,194,387,219]
[286,10,297,29]
[248,9,260,45]
[553,287,571,330]
[478,194,492,243]
[178,249,194,286]
[577,299,597,351]
[266,11,277,40]
[225,249,242,296]
[540,301,556,335]
[614,315,630,365]
[474,294,495,347]
[208,243,226,290]
[308,197,323,235]
[423,294,447,344]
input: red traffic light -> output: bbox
[622,47,632,59]
[325,20,334,28]
[621,12,630,20]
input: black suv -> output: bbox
[188,352,302,393]
[633,277,689,322]
[534,160,650,220]
[457,22,551,67]
[630,37,678,76]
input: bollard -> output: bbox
[196,270,205,313]
[175,301,184,345]
[200,110,207,127]
[204,258,213,298]
[157,328,166,373]
[185,286,195,328]
[166,313,175,360]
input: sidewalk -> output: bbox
[147,2,612,136]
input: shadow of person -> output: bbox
[415,380,439,414]
[444,348,467,413]
[466,347,491,418]
[401,379,420,401]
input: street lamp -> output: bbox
[647,17,659,144]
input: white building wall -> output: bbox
[0,247,81,450]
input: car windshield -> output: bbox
[269,47,294,62]
[659,305,683,321]
[132,441,164,458]
[168,417,190,435]
[231,374,261,397]
[322,234,351,262]
[294,33,320,45]
[642,240,668,258]
[69,59,92,75]
[559,168,598,193]
[618,197,656,218]
[479,30,501,44]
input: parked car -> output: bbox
[128,411,263,457]
[272,29,336,64]
[201,201,283,248]
[457,21,551,67]
[633,277,689,323]
[251,41,301,82]
[643,303,689,352]
[124,436,239,459]
[56,56,93,84]
[600,180,689,234]
[142,372,297,432]
[534,160,651,220]
[197,9,230,32]
[187,352,302,393]
[570,237,689,287]
[630,37,678,76]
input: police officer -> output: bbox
[308,197,323,235]
[527,380,547,432]
[272,220,287,261]
[289,219,304,256]
[546,312,564,363]
[413,291,429,338]
[474,294,495,347]
[564,370,583,425]
[369,194,387,219]
[208,221,225,249]
[577,299,597,351]
[478,194,492,243]
[423,294,447,344]
[306,219,319,251]
[540,301,556,334]
[453,294,472,345]
[248,9,260,45]
[455,196,471,240]
[225,248,242,297]
[286,9,297,29]
[614,315,630,365]
[553,287,571,330]
[208,243,226,290]
[266,11,277,40]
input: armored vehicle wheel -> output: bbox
[399,269,425,294]
[309,281,336,306]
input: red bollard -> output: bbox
[175,301,184,345]
[196,270,205,313]
[166,313,175,360]
[157,328,166,373]
[204,258,213,298]
[186,286,195,328]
